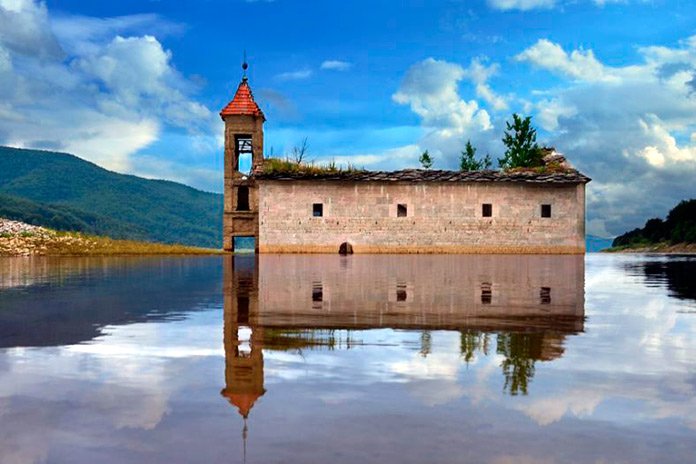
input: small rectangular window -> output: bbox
[482,203,492,217]
[540,287,551,304]
[397,204,407,217]
[481,282,492,304]
[312,282,323,302]
[396,283,407,301]
[313,203,323,217]
[541,204,552,218]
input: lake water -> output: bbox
[0,254,695,463]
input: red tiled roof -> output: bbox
[222,391,264,418]
[220,78,265,120]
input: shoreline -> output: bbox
[602,242,696,255]
[1,219,225,256]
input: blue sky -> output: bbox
[1,0,695,237]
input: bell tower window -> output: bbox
[235,134,253,174]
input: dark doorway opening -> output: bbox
[237,186,250,211]
[339,242,353,255]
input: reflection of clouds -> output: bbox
[389,332,466,406]
[508,255,696,428]
[0,308,223,462]
[517,390,604,426]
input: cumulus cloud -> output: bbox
[516,39,612,82]
[536,98,578,131]
[518,37,696,235]
[393,58,491,151]
[387,37,696,236]
[390,57,513,169]
[321,60,352,71]
[465,57,509,111]
[0,0,214,178]
[0,0,63,58]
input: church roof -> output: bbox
[220,78,265,120]
[255,168,591,184]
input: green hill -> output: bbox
[0,146,222,247]
[613,199,696,248]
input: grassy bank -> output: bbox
[603,242,696,254]
[0,229,224,256]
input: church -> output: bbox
[220,68,590,254]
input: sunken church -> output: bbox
[220,65,590,254]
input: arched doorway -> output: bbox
[339,242,353,255]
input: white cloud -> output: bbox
[516,39,612,82]
[536,98,578,131]
[0,0,214,178]
[275,68,312,80]
[634,116,696,168]
[320,60,351,71]
[465,58,509,111]
[487,0,556,11]
[0,0,63,58]
[390,57,506,170]
[518,36,696,235]
[393,57,491,137]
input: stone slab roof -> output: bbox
[255,168,591,184]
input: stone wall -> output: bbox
[258,180,586,254]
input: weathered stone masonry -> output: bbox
[258,180,586,254]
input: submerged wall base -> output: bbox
[259,244,585,254]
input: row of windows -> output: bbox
[309,282,553,305]
[311,203,553,218]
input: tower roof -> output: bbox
[222,390,265,418]
[220,78,265,120]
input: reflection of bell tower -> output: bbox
[221,58,265,252]
[221,256,265,459]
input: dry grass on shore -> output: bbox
[0,230,224,256]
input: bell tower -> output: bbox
[220,59,265,252]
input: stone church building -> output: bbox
[221,73,590,254]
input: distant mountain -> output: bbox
[586,235,614,253]
[0,146,222,247]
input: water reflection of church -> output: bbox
[222,255,586,423]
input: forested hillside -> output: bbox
[613,199,696,247]
[0,147,222,247]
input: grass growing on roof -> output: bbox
[263,158,362,175]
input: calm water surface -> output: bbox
[0,254,695,463]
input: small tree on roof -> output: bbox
[498,114,544,169]
[419,150,433,170]
[460,140,492,171]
